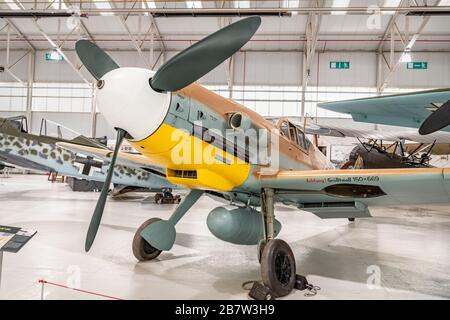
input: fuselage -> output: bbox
[95,67,334,196]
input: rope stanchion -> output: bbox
[38,279,124,300]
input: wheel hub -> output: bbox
[274,252,291,286]
[143,239,157,255]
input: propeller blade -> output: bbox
[419,100,450,135]
[150,16,261,92]
[75,40,120,80]
[85,128,127,252]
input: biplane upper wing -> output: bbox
[57,142,167,177]
[259,168,450,219]
[318,88,450,132]
[302,118,450,144]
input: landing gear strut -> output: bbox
[132,189,204,261]
[259,188,296,297]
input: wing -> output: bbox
[305,118,450,144]
[259,168,450,219]
[57,142,167,177]
[318,88,450,132]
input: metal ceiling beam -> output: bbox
[378,0,443,92]
[33,19,91,85]
[110,0,150,67]
[3,5,449,16]
[63,0,95,41]
[144,3,166,66]
[0,18,35,51]
[377,0,409,53]
[300,0,323,119]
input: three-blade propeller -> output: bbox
[419,100,450,135]
[75,16,261,251]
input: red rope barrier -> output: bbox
[38,280,124,300]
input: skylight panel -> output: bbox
[186,1,203,8]
[383,0,401,15]
[93,0,114,16]
[234,1,251,9]
[5,0,21,10]
[145,1,156,9]
[142,1,156,15]
[331,0,350,15]
[282,0,300,8]
[48,0,68,10]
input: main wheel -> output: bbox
[260,239,296,298]
[132,218,162,261]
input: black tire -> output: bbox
[261,239,296,298]
[132,218,162,261]
[348,218,355,222]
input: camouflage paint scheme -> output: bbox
[0,117,175,190]
[65,84,450,220]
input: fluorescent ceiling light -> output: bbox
[331,0,350,15]
[383,0,401,15]
[48,0,68,10]
[186,1,202,8]
[93,0,114,16]
[234,1,250,9]
[282,0,300,8]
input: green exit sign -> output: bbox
[330,61,350,69]
[407,62,428,70]
[45,51,64,61]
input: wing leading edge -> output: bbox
[318,88,450,131]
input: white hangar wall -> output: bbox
[0,50,450,138]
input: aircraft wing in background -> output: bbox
[299,117,450,144]
[57,142,168,178]
[318,88,450,132]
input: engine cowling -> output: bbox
[206,206,281,245]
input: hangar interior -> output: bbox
[0,0,450,300]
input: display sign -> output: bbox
[0,225,37,253]
[330,61,350,69]
[407,62,428,70]
[45,51,64,61]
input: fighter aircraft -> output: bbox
[318,88,450,135]
[0,115,175,191]
[69,16,450,297]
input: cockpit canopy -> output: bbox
[277,119,311,151]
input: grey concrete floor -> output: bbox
[0,174,449,300]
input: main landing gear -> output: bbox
[259,188,297,297]
[132,189,204,261]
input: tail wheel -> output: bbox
[132,218,162,261]
[260,239,296,298]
